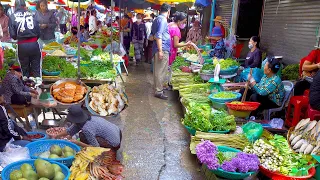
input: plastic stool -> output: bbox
[285,96,309,127]
[307,105,320,121]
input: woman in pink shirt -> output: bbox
[168,12,190,65]
[0,4,10,42]
[167,12,190,88]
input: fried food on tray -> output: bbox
[52,82,87,103]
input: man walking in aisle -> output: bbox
[151,3,171,100]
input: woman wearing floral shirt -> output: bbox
[186,20,202,44]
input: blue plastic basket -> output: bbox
[1,159,70,180]
[26,132,47,141]
[220,66,239,75]
[184,125,229,136]
[42,70,61,76]
[208,92,242,103]
[208,146,256,179]
[211,100,227,110]
[26,140,81,167]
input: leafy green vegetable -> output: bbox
[42,56,67,72]
[214,58,239,70]
[212,92,237,99]
[210,110,236,131]
[183,102,213,132]
[172,56,190,71]
[59,63,77,78]
[201,64,215,71]
[77,48,90,61]
[92,48,103,56]
[4,48,16,60]
[282,64,299,80]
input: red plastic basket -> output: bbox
[226,102,260,111]
[259,165,316,180]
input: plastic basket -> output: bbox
[42,70,61,76]
[26,132,47,141]
[199,72,215,81]
[226,102,260,111]
[208,146,256,179]
[208,92,242,103]
[220,66,239,75]
[228,109,251,118]
[184,125,229,136]
[211,100,227,110]
[259,165,315,180]
[26,140,81,167]
[1,159,70,180]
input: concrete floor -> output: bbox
[110,62,205,180]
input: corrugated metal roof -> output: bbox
[260,0,320,64]
[215,0,233,27]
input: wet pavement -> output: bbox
[110,63,204,180]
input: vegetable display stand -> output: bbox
[259,165,316,180]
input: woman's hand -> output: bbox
[30,89,39,95]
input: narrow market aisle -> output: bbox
[118,63,204,180]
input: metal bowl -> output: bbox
[50,79,88,106]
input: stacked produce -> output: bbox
[43,42,64,52]
[81,61,117,80]
[9,159,65,180]
[179,84,211,105]
[171,56,190,72]
[212,92,237,99]
[88,84,128,116]
[51,81,87,104]
[171,72,203,90]
[27,133,44,140]
[200,64,215,73]
[4,48,16,60]
[196,140,260,173]
[183,103,236,132]
[190,132,250,154]
[213,58,239,70]
[288,118,320,155]
[46,127,70,139]
[244,135,312,176]
[39,145,75,159]
[69,147,124,180]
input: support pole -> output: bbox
[209,0,216,36]
[230,0,239,35]
[77,0,81,79]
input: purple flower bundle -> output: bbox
[196,140,220,170]
[196,140,260,173]
[221,152,260,173]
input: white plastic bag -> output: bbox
[0,142,30,167]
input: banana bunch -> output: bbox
[69,147,110,180]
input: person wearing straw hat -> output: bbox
[207,16,225,45]
[144,13,153,63]
[241,57,285,117]
[0,86,32,152]
[52,105,122,151]
[209,26,226,59]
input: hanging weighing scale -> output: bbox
[208,63,226,93]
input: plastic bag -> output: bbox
[242,122,263,142]
[0,142,30,167]
[239,68,264,83]
[269,118,284,129]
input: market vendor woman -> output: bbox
[52,105,122,151]
[0,87,31,151]
[241,57,285,116]
[2,65,38,105]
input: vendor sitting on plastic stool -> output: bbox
[207,26,225,59]
[52,105,122,152]
[240,57,285,116]
[0,86,31,152]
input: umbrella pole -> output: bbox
[110,0,113,65]
[77,0,81,80]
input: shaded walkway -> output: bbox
[116,63,204,179]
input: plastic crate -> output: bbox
[26,140,81,167]
[1,159,70,180]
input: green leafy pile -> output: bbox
[179,84,211,105]
[0,59,18,79]
[282,64,299,80]
[85,61,116,79]
[210,110,236,131]
[183,102,213,132]
[172,57,189,71]
[42,56,67,72]
[214,58,239,70]
[59,63,77,78]
[77,48,90,61]
[92,48,103,56]
[201,64,215,71]
[212,92,237,99]
[4,48,16,60]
